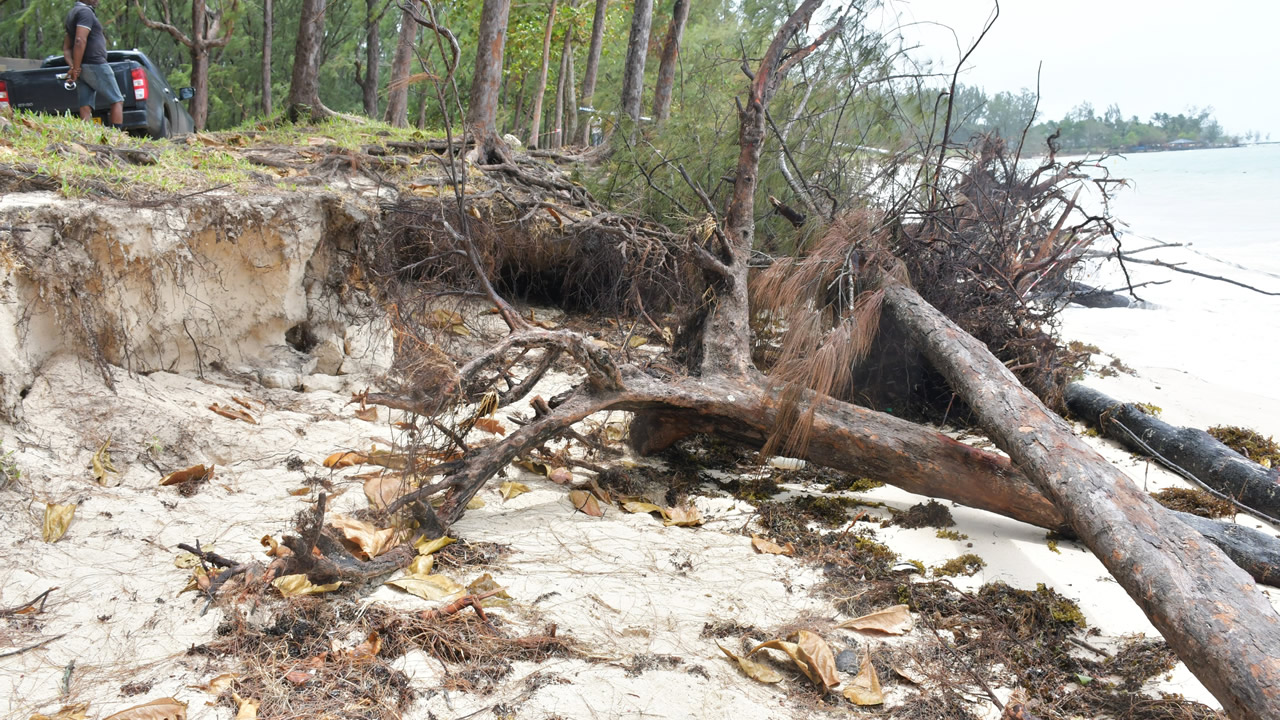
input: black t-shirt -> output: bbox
[65,2,108,65]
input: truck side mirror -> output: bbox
[177,87,194,101]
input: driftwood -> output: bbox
[1065,382,1280,523]
[880,281,1280,720]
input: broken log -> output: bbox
[880,280,1280,720]
[1065,382,1280,523]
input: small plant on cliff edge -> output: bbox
[0,442,20,489]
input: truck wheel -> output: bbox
[157,113,170,139]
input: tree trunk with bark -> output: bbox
[879,281,1280,720]
[1064,383,1280,522]
[618,0,653,139]
[384,8,418,127]
[261,0,272,116]
[465,0,513,163]
[650,0,688,123]
[286,0,334,120]
[527,0,559,149]
[355,0,386,117]
[575,0,608,145]
[134,0,239,131]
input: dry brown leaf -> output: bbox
[621,501,668,519]
[283,669,313,686]
[891,662,927,685]
[499,481,531,500]
[324,451,366,468]
[363,474,403,510]
[473,417,506,435]
[348,631,381,660]
[718,644,783,683]
[189,672,238,694]
[231,694,258,720]
[260,535,290,557]
[837,604,914,635]
[209,403,257,424]
[329,514,407,558]
[406,553,435,577]
[354,406,378,422]
[29,703,90,720]
[794,630,840,689]
[102,697,188,720]
[663,504,703,527]
[413,535,456,555]
[568,489,603,517]
[159,464,212,487]
[843,651,884,706]
[548,467,574,484]
[749,639,809,678]
[751,535,794,555]
[466,573,513,606]
[42,503,75,543]
[272,574,341,597]
[287,486,311,496]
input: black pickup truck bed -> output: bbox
[0,50,194,138]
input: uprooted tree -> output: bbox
[234,2,1280,717]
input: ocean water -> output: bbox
[1059,144,1280,435]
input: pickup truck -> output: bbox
[0,49,195,138]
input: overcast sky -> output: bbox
[868,0,1279,137]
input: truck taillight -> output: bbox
[131,68,147,101]
[0,79,9,106]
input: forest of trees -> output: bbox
[0,0,1248,160]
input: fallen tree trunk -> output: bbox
[1065,382,1280,523]
[880,281,1280,720]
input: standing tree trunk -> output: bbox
[384,8,418,127]
[505,74,525,137]
[465,0,513,163]
[564,39,577,144]
[135,0,240,131]
[551,23,571,149]
[618,0,653,140]
[575,0,607,145]
[527,0,559,149]
[650,0,688,123]
[285,0,334,120]
[355,0,388,117]
[880,281,1280,720]
[261,0,273,116]
[18,0,28,58]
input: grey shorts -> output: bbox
[77,62,124,107]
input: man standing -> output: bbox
[63,0,123,127]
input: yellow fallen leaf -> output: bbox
[794,630,840,690]
[260,535,290,557]
[627,335,649,348]
[621,501,668,519]
[288,486,311,496]
[842,651,884,706]
[160,464,212,487]
[837,604,914,635]
[663,504,703,527]
[232,693,259,720]
[568,489,603,517]
[42,503,75,543]
[90,438,119,485]
[174,545,215,568]
[749,639,809,678]
[414,535,455,555]
[751,535,794,555]
[466,497,486,509]
[272,574,342,597]
[515,459,551,476]
[500,481,531,500]
[102,697,188,720]
[406,553,435,577]
[718,644,783,683]
[329,514,407,559]
[386,574,463,601]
